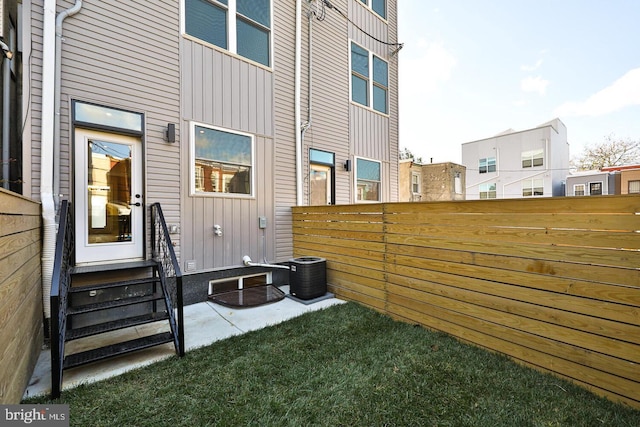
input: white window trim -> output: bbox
[354,156,382,203]
[189,121,256,199]
[573,183,585,196]
[349,40,389,116]
[411,172,421,195]
[522,178,544,197]
[522,149,544,168]
[356,0,387,21]
[479,183,497,199]
[181,0,274,70]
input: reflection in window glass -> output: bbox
[237,18,270,66]
[479,183,496,199]
[185,0,227,49]
[357,158,381,202]
[194,125,253,195]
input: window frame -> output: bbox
[358,0,387,20]
[589,181,603,196]
[522,149,544,168]
[573,184,585,196]
[411,172,421,195]
[628,180,640,194]
[190,121,255,198]
[355,156,382,203]
[350,41,389,115]
[522,178,544,197]
[479,183,497,199]
[183,0,273,68]
[479,157,496,174]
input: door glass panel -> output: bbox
[310,165,331,205]
[87,139,132,244]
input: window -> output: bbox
[351,42,388,114]
[573,184,585,196]
[356,158,381,202]
[522,149,544,168]
[454,172,462,194]
[479,183,496,199]
[359,0,386,19]
[522,179,544,197]
[411,173,421,194]
[589,182,602,196]
[192,124,253,196]
[479,157,496,174]
[629,180,640,194]
[185,0,271,67]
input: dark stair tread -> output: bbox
[71,260,158,275]
[63,332,174,369]
[69,277,160,293]
[67,291,165,315]
[66,312,170,341]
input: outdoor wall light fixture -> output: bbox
[343,159,351,171]
[166,123,176,143]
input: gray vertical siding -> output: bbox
[181,39,276,271]
[25,0,399,272]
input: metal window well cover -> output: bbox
[208,285,285,308]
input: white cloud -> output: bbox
[521,76,549,96]
[521,59,543,72]
[554,67,640,117]
[400,42,456,95]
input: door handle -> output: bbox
[129,202,141,207]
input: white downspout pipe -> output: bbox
[294,0,303,206]
[242,256,290,270]
[41,0,57,321]
[54,1,83,206]
[41,0,83,321]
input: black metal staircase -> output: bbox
[50,201,184,398]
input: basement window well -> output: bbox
[207,273,285,308]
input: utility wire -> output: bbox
[321,0,403,48]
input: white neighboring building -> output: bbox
[462,118,570,199]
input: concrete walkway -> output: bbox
[24,286,344,399]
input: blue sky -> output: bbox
[398,0,640,163]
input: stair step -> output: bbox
[63,332,174,369]
[68,291,165,315]
[71,260,157,275]
[66,312,170,341]
[68,277,160,293]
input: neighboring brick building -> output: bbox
[399,159,465,202]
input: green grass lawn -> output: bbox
[25,302,639,426]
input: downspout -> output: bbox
[2,40,10,189]
[294,0,303,205]
[41,0,83,321]
[300,3,313,157]
[54,0,83,206]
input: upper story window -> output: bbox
[522,149,543,168]
[351,42,388,114]
[411,172,421,194]
[356,157,381,202]
[359,0,386,19]
[191,123,254,196]
[185,0,271,67]
[479,183,497,199]
[479,157,496,174]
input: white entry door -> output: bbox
[74,129,144,264]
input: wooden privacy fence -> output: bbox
[292,195,640,408]
[0,189,43,403]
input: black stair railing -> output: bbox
[50,200,74,398]
[150,203,185,357]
